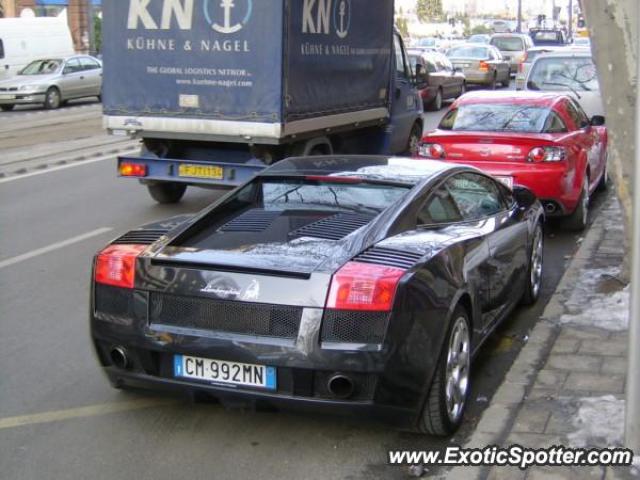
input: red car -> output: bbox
[418,91,608,230]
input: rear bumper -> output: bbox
[118,154,267,188]
[91,309,428,429]
[463,71,493,85]
[102,367,417,428]
[444,159,580,214]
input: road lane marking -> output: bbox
[0,227,113,269]
[0,155,114,184]
[0,398,178,431]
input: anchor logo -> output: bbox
[204,0,253,34]
[333,0,351,39]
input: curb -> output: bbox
[446,212,605,480]
[0,142,139,180]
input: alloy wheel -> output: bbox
[530,226,543,299]
[445,317,470,423]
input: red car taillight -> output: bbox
[119,162,148,177]
[95,244,147,289]
[528,147,567,163]
[418,143,446,159]
[479,61,490,72]
[326,262,406,312]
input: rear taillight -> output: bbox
[119,162,147,177]
[95,244,146,289]
[479,61,490,72]
[418,143,446,159]
[326,261,406,312]
[528,147,566,163]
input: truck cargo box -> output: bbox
[103,0,395,144]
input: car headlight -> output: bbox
[19,85,37,92]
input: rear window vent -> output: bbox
[289,213,375,241]
[112,229,169,245]
[353,246,422,270]
[219,209,281,233]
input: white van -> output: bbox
[0,12,75,81]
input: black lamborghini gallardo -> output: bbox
[91,156,544,435]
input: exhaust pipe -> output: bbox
[327,374,355,399]
[545,202,557,214]
[110,346,129,370]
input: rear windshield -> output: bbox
[20,59,62,75]
[254,179,409,214]
[491,37,525,51]
[528,57,599,92]
[448,46,488,59]
[531,31,563,44]
[418,38,437,47]
[439,104,552,133]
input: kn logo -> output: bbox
[127,0,252,33]
[204,0,253,34]
[303,0,351,39]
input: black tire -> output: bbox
[565,175,590,231]
[502,73,511,87]
[147,182,187,204]
[406,122,423,156]
[597,159,609,192]
[521,222,544,306]
[1,104,15,112]
[488,73,497,90]
[459,82,466,97]
[430,89,443,111]
[419,306,471,436]
[44,87,61,110]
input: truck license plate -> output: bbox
[174,354,277,390]
[178,164,224,180]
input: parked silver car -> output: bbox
[0,55,102,111]
[490,33,534,75]
[524,51,604,117]
[515,46,560,90]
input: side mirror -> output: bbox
[512,185,537,210]
[590,115,605,127]
[414,63,424,80]
[526,80,540,91]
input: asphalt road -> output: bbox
[0,95,608,480]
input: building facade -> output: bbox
[0,0,100,53]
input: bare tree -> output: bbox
[582,0,638,278]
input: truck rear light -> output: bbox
[119,162,147,177]
[479,61,490,72]
[528,147,566,163]
[418,143,445,159]
[326,261,406,312]
[95,244,146,289]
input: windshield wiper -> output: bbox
[541,81,582,99]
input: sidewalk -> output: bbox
[449,193,632,480]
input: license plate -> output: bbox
[496,176,514,189]
[174,354,276,390]
[454,63,470,68]
[178,164,224,180]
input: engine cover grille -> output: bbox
[149,293,303,339]
[320,310,390,344]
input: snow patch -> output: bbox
[559,267,629,331]
[567,395,625,448]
